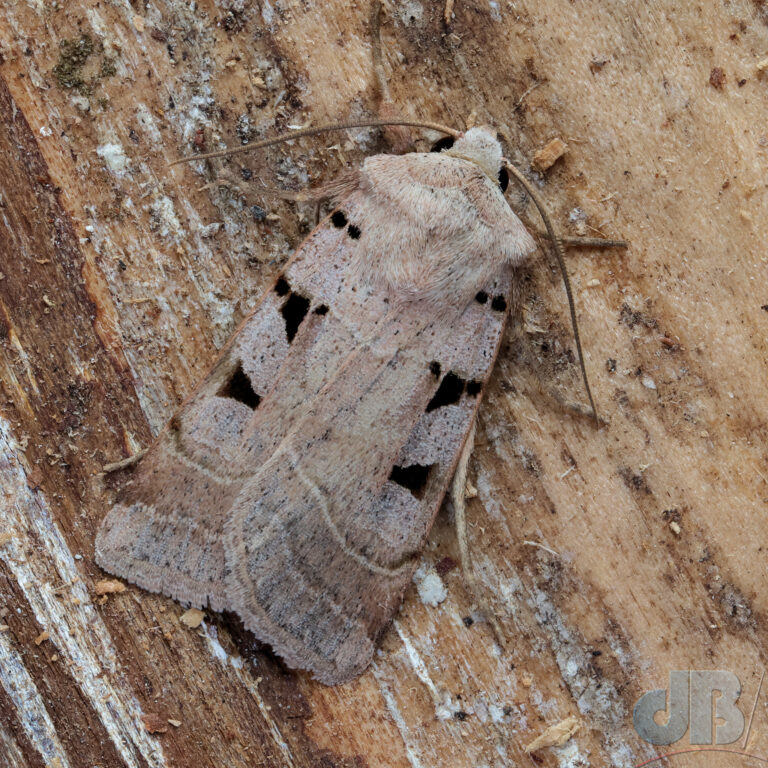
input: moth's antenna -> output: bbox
[169,120,460,167]
[503,161,599,426]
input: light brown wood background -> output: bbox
[0,1,767,766]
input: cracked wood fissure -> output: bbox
[0,1,767,767]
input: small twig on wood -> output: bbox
[444,0,455,26]
[102,449,147,474]
[535,230,628,249]
[523,540,560,558]
[514,80,545,111]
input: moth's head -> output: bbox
[443,126,503,183]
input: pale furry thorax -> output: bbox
[342,126,536,308]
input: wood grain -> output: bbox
[0,1,766,766]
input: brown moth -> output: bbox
[95,5,615,685]
[96,127,536,684]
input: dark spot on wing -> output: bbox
[475,291,488,304]
[389,463,435,500]
[466,380,482,396]
[314,304,329,315]
[426,372,464,412]
[218,360,261,409]
[281,292,310,342]
[429,360,442,378]
[331,210,348,228]
[491,295,507,312]
[347,223,361,239]
[274,277,290,296]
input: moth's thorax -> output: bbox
[443,126,503,183]
[351,137,536,309]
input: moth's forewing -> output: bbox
[97,146,532,684]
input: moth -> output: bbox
[96,8,612,686]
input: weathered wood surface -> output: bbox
[0,1,767,766]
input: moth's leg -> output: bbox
[370,0,413,153]
[519,329,609,426]
[537,382,609,426]
[562,235,628,249]
[451,420,509,650]
[529,234,623,423]
[535,231,628,250]
[102,448,147,474]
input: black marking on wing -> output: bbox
[331,210,348,228]
[218,360,261,409]
[389,463,435,500]
[426,372,464,412]
[465,380,482,396]
[491,295,507,312]
[274,277,290,296]
[426,371,482,412]
[281,293,311,343]
[475,291,488,305]
[330,209,360,239]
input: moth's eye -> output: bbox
[498,166,509,192]
[430,137,455,153]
